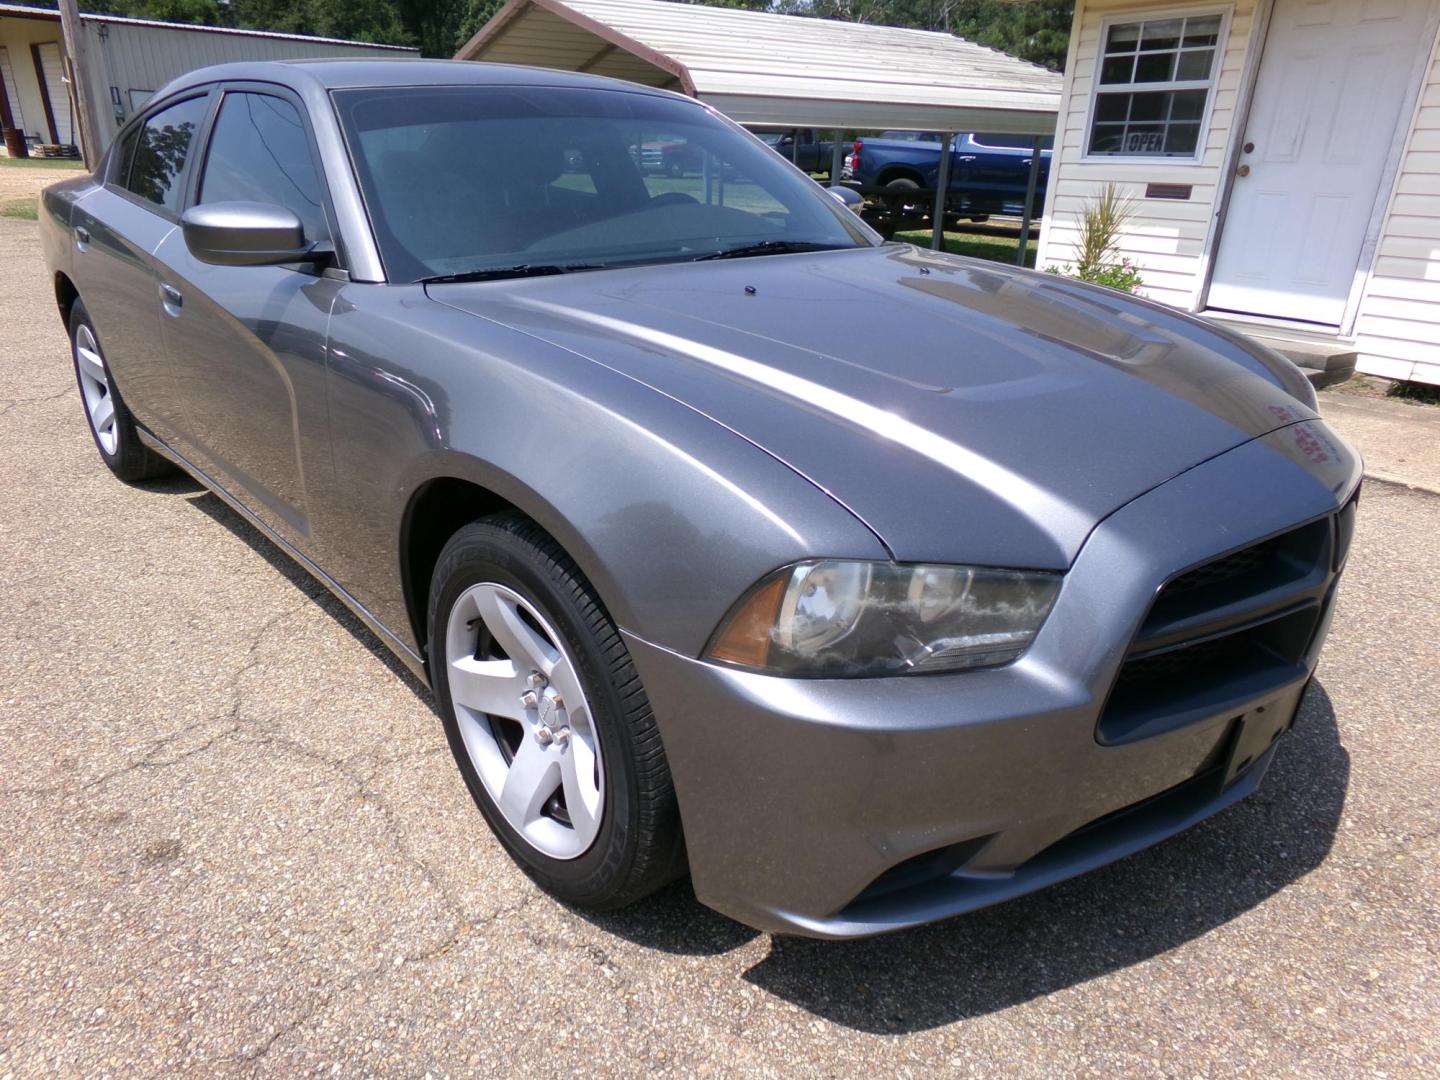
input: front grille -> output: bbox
[1097,494,1357,746]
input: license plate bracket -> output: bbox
[1222,681,1308,787]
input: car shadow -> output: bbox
[177,484,434,705]
[589,684,1349,1033]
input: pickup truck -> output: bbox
[749,127,837,177]
[849,131,1053,236]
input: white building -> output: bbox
[0,2,415,158]
[1036,0,1440,386]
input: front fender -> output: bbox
[320,284,887,658]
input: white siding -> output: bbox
[1354,37,1440,384]
[1036,0,1263,311]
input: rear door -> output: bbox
[153,83,342,552]
[70,91,212,444]
[959,133,1052,214]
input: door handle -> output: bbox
[160,283,183,314]
[74,225,90,249]
[1236,164,1252,178]
[957,154,977,162]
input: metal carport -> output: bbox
[456,0,1062,253]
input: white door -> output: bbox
[0,47,25,135]
[36,42,73,146]
[1208,0,1437,325]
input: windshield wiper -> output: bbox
[419,262,606,285]
[694,240,850,262]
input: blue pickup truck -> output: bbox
[848,131,1053,237]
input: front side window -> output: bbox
[1087,13,1224,159]
[199,91,330,245]
[335,86,872,282]
[123,94,209,213]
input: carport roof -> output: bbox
[455,0,1061,134]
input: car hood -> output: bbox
[427,245,1317,568]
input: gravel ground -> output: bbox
[1,216,1437,1078]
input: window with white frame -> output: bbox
[1087,12,1225,159]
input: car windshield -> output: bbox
[334,85,873,282]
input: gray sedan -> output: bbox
[39,59,1361,939]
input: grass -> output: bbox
[0,199,37,220]
[0,155,84,170]
[895,228,1037,268]
[1389,381,1440,406]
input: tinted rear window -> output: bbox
[124,94,209,214]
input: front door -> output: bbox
[1208,0,1436,325]
[155,85,339,551]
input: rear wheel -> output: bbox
[429,513,685,909]
[69,299,173,482]
[883,175,924,215]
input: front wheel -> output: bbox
[428,513,685,909]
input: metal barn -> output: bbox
[0,2,416,159]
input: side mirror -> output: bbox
[827,185,864,209]
[181,201,318,267]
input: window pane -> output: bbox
[1135,52,1176,82]
[1169,89,1209,121]
[1175,48,1215,80]
[1184,15,1222,47]
[126,95,208,213]
[1125,125,1166,153]
[1129,92,1168,121]
[1088,124,1125,154]
[1139,18,1183,51]
[200,92,329,244]
[1096,93,1130,122]
[1106,22,1140,53]
[1164,123,1201,155]
[1100,54,1135,84]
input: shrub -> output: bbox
[1046,183,1144,294]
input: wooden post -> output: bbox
[1016,134,1045,267]
[57,0,102,168]
[930,132,955,251]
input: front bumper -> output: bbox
[625,421,1361,938]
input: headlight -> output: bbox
[706,560,1061,677]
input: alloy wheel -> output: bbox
[74,323,117,455]
[444,582,605,860]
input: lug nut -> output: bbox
[526,672,547,689]
[520,690,539,709]
[535,727,554,746]
[553,726,571,746]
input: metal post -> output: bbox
[830,130,844,183]
[930,132,956,251]
[1016,134,1045,267]
[57,0,103,168]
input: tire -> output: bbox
[428,512,685,910]
[665,157,684,178]
[69,299,173,483]
[883,175,924,216]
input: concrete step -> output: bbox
[1203,319,1358,389]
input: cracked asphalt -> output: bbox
[2,216,1438,1078]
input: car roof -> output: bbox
[153,57,688,101]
